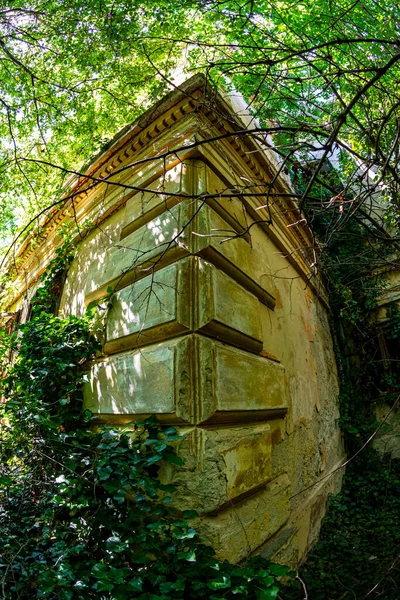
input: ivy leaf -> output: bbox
[127,577,143,591]
[96,581,114,591]
[163,452,184,466]
[208,575,232,590]
[91,563,109,579]
[97,465,113,480]
[145,454,163,465]
[182,510,198,519]
[268,564,290,577]
[0,476,13,487]
[256,586,280,599]
[159,579,186,592]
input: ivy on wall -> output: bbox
[1,211,399,599]
[0,243,294,599]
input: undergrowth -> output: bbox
[297,452,400,599]
[0,243,293,599]
[284,451,400,600]
[284,218,400,599]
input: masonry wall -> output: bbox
[6,80,345,565]
[56,157,344,565]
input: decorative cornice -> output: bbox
[4,74,324,308]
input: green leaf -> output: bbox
[268,564,290,577]
[128,577,143,591]
[160,579,186,593]
[0,476,13,487]
[256,586,280,599]
[96,581,114,591]
[163,427,178,435]
[145,453,163,465]
[163,452,184,466]
[97,465,113,480]
[208,575,231,590]
[86,300,99,313]
[91,563,109,579]
[182,509,198,519]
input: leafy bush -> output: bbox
[0,248,292,599]
[284,452,400,599]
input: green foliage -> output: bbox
[0,2,399,595]
[284,453,400,600]
[29,232,76,315]
[0,253,292,598]
[0,0,202,239]
[283,216,400,598]
[379,302,400,393]
[0,0,399,244]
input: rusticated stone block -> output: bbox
[120,162,189,239]
[84,334,287,424]
[104,260,191,352]
[84,202,191,302]
[223,432,272,498]
[84,201,275,309]
[83,336,190,417]
[104,257,263,355]
[196,335,286,422]
[162,424,272,514]
[193,203,275,308]
[196,473,290,563]
[196,257,263,351]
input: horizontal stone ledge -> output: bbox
[81,408,288,427]
[206,479,275,517]
[197,322,263,356]
[103,324,263,357]
[85,412,184,426]
[103,323,189,355]
[84,203,276,310]
[198,408,288,425]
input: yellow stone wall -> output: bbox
[5,76,345,566]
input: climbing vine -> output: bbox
[0,243,294,598]
[284,216,400,599]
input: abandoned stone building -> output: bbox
[3,74,349,565]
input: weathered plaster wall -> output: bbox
[6,77,345,566]
[58,159,344,564]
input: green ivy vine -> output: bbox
[284,218,400,599]
[0,241,294,599]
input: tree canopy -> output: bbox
[0,0,399,264]
[0,4,400,598]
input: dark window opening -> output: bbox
[369,324,400,399]
[27,271,67,320]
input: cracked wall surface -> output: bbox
[6,75,345,565]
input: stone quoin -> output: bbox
[2,75,345,565]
